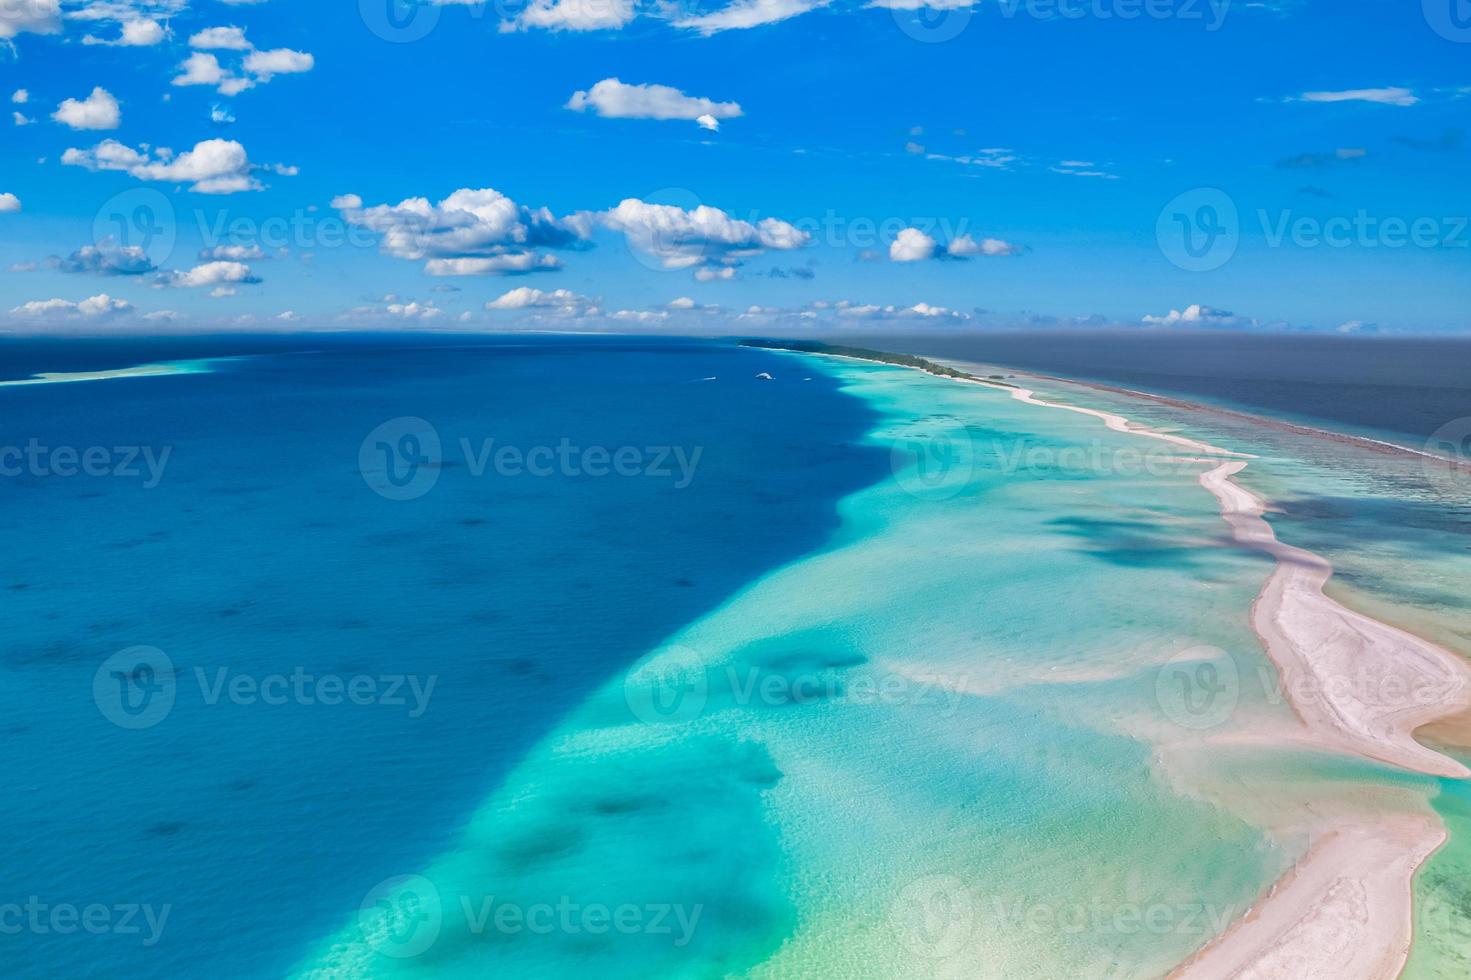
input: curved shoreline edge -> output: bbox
[748,339,1471,980]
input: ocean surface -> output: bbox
[0,337,886,977]
[4,334,1470,977]
[866,331,1471,456]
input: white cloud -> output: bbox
[0,193,19,213]
[13,111,33,126]
[11,90,27,104]
[1297,87,1419,107]
[425,254,562,276]
[667,296,696,309]
[485,287,598,314]
[385,301,443,320]
[0,1,60,40]
[1141,303,1243,327]
[338,187,592,274]
[693,265,737,281]
[947,234,1022,257]
[62,138,284,194]
[567,78,742,126]
[243,48,314,80]
[190,25,250,49]
[50,244,155,275]
[602,198,808,269]
[674,0,828,33]
[158,260,260,288]
[200,244,267,261]
[503,0,636,32]
[889,227,936,262]
[173,36,314,94]
[10,293,132,318]
[52,87,121,130]
[82,17,165,46]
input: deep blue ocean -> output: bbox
[876,332,1471,454]
[0,336,887,978]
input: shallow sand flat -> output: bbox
[1171,813,1445,980]
[0,363,197,387]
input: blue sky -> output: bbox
[0,0,1467,334]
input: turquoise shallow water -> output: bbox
[8,338,1469,977]
[295,355,1377,978]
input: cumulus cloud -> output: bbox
[485,286,599,314]
[337,186,591,275]
[1141,304,1244,327]
[502,0,636,32]
[12,90,28,104]
[889,227,936,262]
[0,1,60,40]
[602,198,808,269]
[200,244,267,261]
[425,254,562,276]
[49,244,156,276]
[10,293,132,318]
[173,27,313,94]
[567,78,742,127]
[61,138,285,194]
[0,193,19,212]
[947,234,1022,257]
[82,18,165,46]
[157,260,260,288]
[674,0,828,33]
[385,301,443,320]
[189,25,250,49]
[52,87,121,130]
[1296,87,1418,107]
[693,265,737,281]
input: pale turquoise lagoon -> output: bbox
[294,353,1462,978]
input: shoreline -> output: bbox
[760,339,1470,980]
